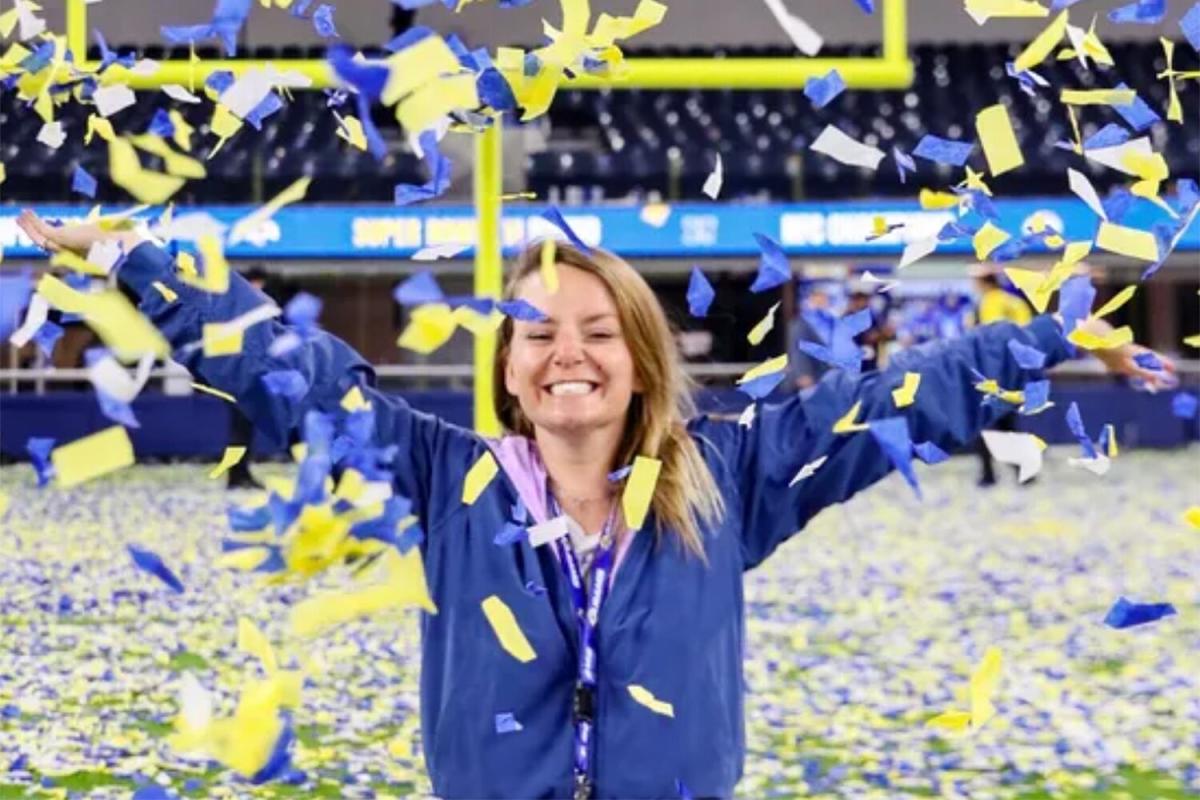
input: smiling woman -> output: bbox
[494,241,724,554]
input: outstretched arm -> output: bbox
[692,315,1173,570]
[17,210,477,527]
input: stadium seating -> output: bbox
[1,42,1193,203]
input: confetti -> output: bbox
[1067,168,1107,219]
[891,372,921,408]
[702,153,723,199]
[687,266,715,317]
[622,455,662,531]
[761,0,823,56]
[833,400,869,434]
[481,594,537,663]
[747,302,780,346]
[810,125,886,170]
[749,233,790,292]
[975,104,1023,176]
[973,222,1011,261]
[127,544,186,593]
[209,446,248,479]
[51,425,135,487]
[804,69,845,109]
[788,455,828,486]
[1108,0,1165,24]
[1103,596,1176,628]
[1060,88,1136,106]
[981,430,1045,482]
[913,135,975,167]
[1095,221,1160,262]
[1014,10,1069,73]
[627,684,675,717]
[36,120,65,149]
[462,450,499,505]
[1182,2,1200,52]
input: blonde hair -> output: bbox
[493,241,725,557]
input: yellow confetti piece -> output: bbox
[290,548,436,637]
[84,290,171,363]
[382,34,462,106]
[919,189,960,210]
[210,103,243,140]
[747,302,780,346]
[237,617,278,674]
[50,249,109,277]
[177,251,198,278]
[1184,506,1200,530]
[109,137,186,205]
[175,235,231,294]
[969,646,1002,728]
[335,114,368,150]
[192,382,236,403]
[1159,37,1183,124]
[397,303,458,354]
[627,684,674,718]
[1014,10,1068,73]
[202,323,244,357]
[340,385,371,413]
[52,426,135,487]
[973,222,1011,261]
[462,450,499,505]
[216,547,272,571]
[975,103,1024,176]
[229,177,312,245]
[833,400,869,434]
[85,114,116,145]
[738,354,788,385]
[396,72,479,133]
[152,281,178,303]
[1184,334,1200,348]
[208,446,247,479]
[622,455,662,531]
[1092,285,1137,319]
[964,0,1048,21]
[1059,88,1136,106]
[1081,18,1114,65]
[891,372,921,408]
[1095,222,1160,262]
[452,305,505,337]
[168,109,194,151]
[540,238,559,293]
[927,710,972,731]
[1068,325,1133,350]
[481,594,537,663]
[129,134,207,179]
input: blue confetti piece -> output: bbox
[494,712,524,733]
[493,522,529,546]
[853,0,876,12]
[1058,275,1096,336]
[285,291,322,332]
[1111,83,1160,132]
[97,390,141,429]
[1021,379,1052,414]
[913,135,974,167]
[1103,596,1176,628]
[160,24,217,47]
[687,266,715,317]
[1101,187,1135,224]
[250,714,295,784]
[245,92,285,130]
[912,441,949,464]
[26,436,56,487]
[393,271,445,306]
[146,108,174,138]
[1133,352,1163,371]
[384,25,436,54]
[868,417,921,499]
[132,786,176,800]
[750,233,790,293]
[261,370,310,401]
[1065,401,1098,459]
[803,69,845,109]
[478,67,517,112]
[291,0,314,16]
[1082,122,1131,150]
[1108,0,1166,24]
[738,369,787,400]
[326,43,389,102]
[608,464,633,482]
[523,579,547,596]
[892,147,915,184]
[204,70,235,96]
[394,133,453,205]
[498,299,547,322]
[31,320,64,358]
[1007,340,1047,370]
[1182,2,1200,52]
[311,4,338,37]
[541,206,592,253]
[127,545,185,593]
[71,166,97,198]
[1172,392,1198,419]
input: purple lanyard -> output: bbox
[547,492,620,800]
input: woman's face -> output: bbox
[504,264,641,438]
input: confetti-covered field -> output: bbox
[1,447,1198,799]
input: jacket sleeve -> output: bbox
[117,240,478,528]
[691,315,1072,570]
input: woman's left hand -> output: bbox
[1073,316,1178,392]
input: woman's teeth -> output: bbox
[548,381,595,396]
